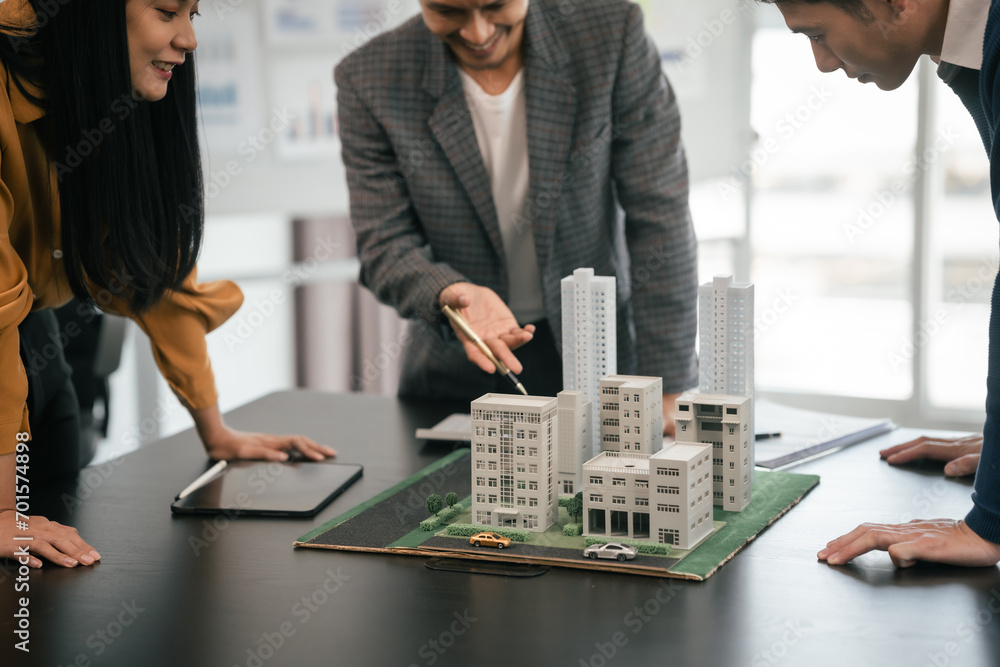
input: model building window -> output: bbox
[529,431,538,440]
[488,444,497,454]
[524,515,538,529]
[517,480,526,490]
[516,430,525,439]
[488,495,497,504]
[475,426,485,436]
[613,478,626,487]
[476,477,486,487]
[529,464,538,474]
[517,497,526,506]
[529,481,538,491]
[590,494,603,503]
[475,444,485,453]
[636,497,648,506]
[612,496,625,505]
[529,498,539,507]
[476,461,486,470]
[476,494,485,503]
[488,428,496,437]
[529,447,538,457]
[516,445,525,456]
[488,479,498,487]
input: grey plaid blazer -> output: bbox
[336,0,698,400]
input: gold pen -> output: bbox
[441,304,529,396]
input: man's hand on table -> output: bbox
[880,434,982,477]
[818,519,1000,568]
[439,282,535,375]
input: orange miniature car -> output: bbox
[469,532,512,549]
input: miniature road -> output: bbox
[420,535,682,570]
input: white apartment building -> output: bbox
[581,443,713,551]
[675,392,752,512]
[470,394,559,532]
[649,443,714,550]
[699,274,754,398]
[598,376,663,456]
[556,390,591,496]
[699,275,754,469]
[582,451,652,540]
[561,268,616,456]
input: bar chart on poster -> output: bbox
[193,0,751,215]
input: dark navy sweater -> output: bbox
[939,0,1000,544]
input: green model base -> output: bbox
[295,450,819,581]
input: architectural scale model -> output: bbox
[556,390,592,495]
[561,268,616,457]
[470,393,575,532]
[699,274,755,468]
[598,376,663,455]
[675,392,752,512]
[466,270,757,553]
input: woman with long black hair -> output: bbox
[0,0,335,568]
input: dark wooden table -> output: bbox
[2,390,999,667]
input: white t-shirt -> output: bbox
[459,68,545,323]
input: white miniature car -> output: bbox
[583,542,638,562]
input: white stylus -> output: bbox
[177,460,228,499]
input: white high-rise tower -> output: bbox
[699,274,754,469]
[561,268,616,457]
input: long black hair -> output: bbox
[1,0,204,314]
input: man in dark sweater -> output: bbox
[758,0,1000,567]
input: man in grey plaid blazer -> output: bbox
[336,0,698,433]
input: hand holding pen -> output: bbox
[438,283,534,393]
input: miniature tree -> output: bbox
[425,494,443,515]
[444,492,458,509]
[566,491,584,524]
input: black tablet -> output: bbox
[170,460,363,518]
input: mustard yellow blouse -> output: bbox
[0,4,243,456]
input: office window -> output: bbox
[752,10,917,402]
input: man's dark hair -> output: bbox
[755,0,876,24]
[0,0,204,315]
